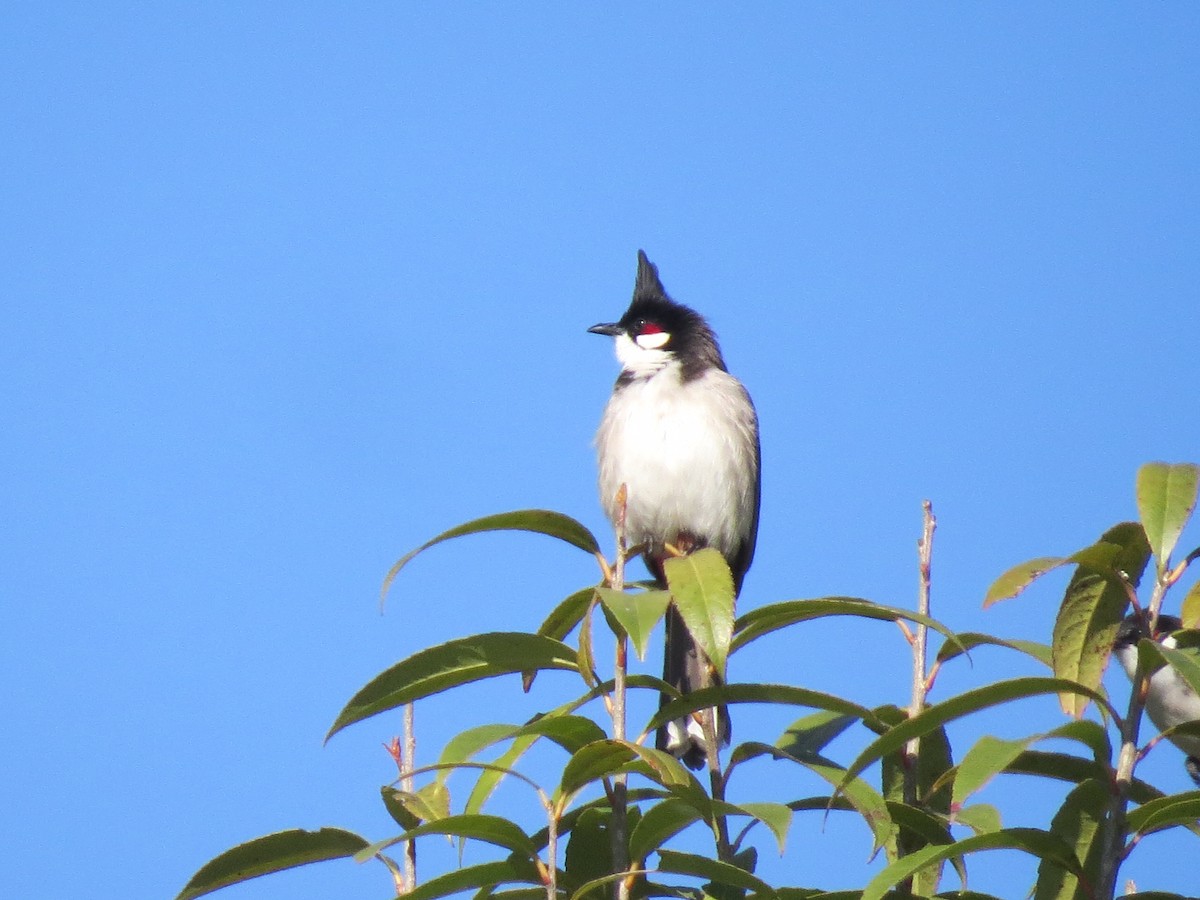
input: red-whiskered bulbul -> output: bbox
[589,250,761,769]
[1114,613,1200,786]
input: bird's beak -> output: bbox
[588,323,623,336]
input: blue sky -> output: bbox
[3,4,1199,898]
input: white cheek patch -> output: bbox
[635,331,671,350]
[615,333,672,374]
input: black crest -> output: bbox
[621,250,726,380]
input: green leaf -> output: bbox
[731,741,897,858]
[934,632,1052,668]
[664,548,735,677]
[1051,522,1150,717]
[955,803,1002,835]
[984,557,1068,606]
[524,587,596,690]
[885,800,963,892]
[1158,644,1200,699]
[381,786,421,830]
[1127,790,1200,836]
[1137,462,1200,571]
[879,711,954,814]
[512,715,612,755]
[1033,779,1107,900]
[437,724,522,773]
[556,742,712,819]
[536,587,598,642]
[1091,521,1154,587]
[385,782,451,826]
[985,522,1151,609]
[837,678,1114,795]
[737,802,794,855]
[859,828,1081,900]
[649,683,881,736]
[629,798,702,863]
[558,740,640,802]
[465,732,541,817]
[732,597,963,656]
[877,713,954,895]
[954,735,1034,807]
[775,710,858,757]
[1052,568,1125,717]
[356,813,539,862]
[564,808,615,891]
[1181,579,1200,628]
[327,633,578,740]
[656,849,776,897]
[596,587,672,661]
[1044,719,1114,764]
[175,828,370,900]
[382,509,601,606]
[401,859,542,900]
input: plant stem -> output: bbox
[898,502,935,896]
[402,702,416,893]
[906,502,935,799]
[544,791,559,900]
[1097,574,1167,896]
[610,485,631,900]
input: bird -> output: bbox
[589,250,760,769]
[1113,613,1200,786]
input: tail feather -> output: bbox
[657,604,731,769]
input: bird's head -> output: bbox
[589,250,725,379]
[1113,612,1184,676]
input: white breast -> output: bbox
[595,365,758,560]
[1116,640,1200,757]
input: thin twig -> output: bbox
[402,703,416,892]
[609,485,631,900]
[544,791,558,900]
[898,502,935,895]
[906,502,936,795]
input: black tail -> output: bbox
[656,605,731,770]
